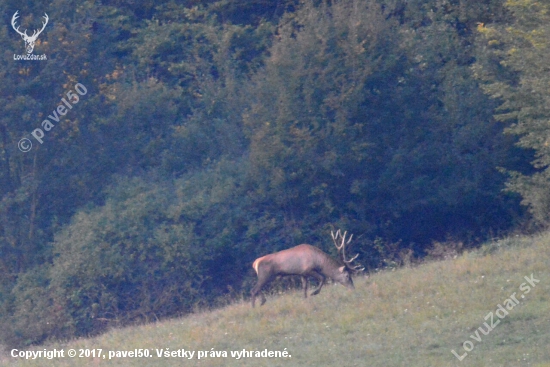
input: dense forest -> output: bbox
[0,0,548,346]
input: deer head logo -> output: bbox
[11,11,49,54]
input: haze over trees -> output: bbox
[0,0,544,345]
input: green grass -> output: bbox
[2,232,550,366]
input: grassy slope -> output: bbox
[2,233,550,367]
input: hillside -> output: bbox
[2,233,549,367]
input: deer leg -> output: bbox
[251,283,266,307]
[251,275,271,307]
[301,276,308,298]
[259,292,266,306]
[309,271,325,296]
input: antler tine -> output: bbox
[344,253,359,263]
[11,11,27,37]
[331,229,344,250]
[41,14,49,30]
[345,253,364,272]
[11,10,19,25]
[340,231,347,258]
[31,13,48,38]
[351,264,365,272]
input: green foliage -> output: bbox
[243,0,521,246]
[244,0,393,212]
[5,158,258,345]
[475,0,550,225]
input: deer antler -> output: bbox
[331,229,364,273]
[34,13,49,38]
[11,11,48,40]
[11,11,27,37]
[11,11,48,54]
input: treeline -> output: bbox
[0,0,546,346]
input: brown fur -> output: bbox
[250,244,354,307]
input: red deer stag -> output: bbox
[251,230,363,307]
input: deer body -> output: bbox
[251,231,363,307]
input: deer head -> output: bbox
[12,11,49,54]
[331,229,364,274]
